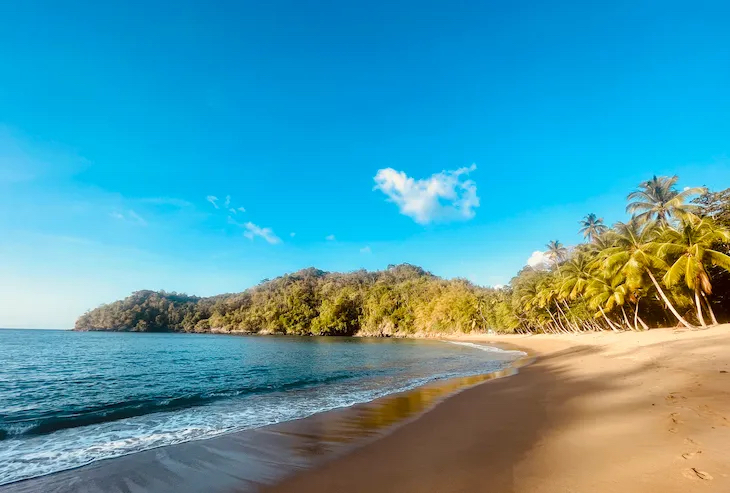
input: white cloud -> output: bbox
[373,164,479,224]
[229,208,237,215]
[206,195,219,209]
[527,251,549,269]
[237,207,246,213]
[360,246,371,254]
[110,210,146,226]
[492,284,506,290]
[325,234,336,241]
[290,232,296,237]
[224,195,231,208]
[243,222,281,244]
[127,210,147,226]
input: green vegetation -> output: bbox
[75,177,730,335]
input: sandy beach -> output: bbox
[267,325,730,493]
[3,326,729,493]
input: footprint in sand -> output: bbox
[681,451,702,460]
[683,468,713,481]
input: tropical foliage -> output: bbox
[75,179,730,335]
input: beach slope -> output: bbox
[266,325,730,493]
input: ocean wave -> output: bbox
[0,371,360,440]
[446,340,527,356]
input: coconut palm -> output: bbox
[601,219,694,328]
[579,213,608,242]
[655,217,730,327]
[585,273,629,331]
[559,253,593,301]
[626,175,706,226]
[545,240,568,266]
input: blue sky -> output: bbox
[1,1,729,328]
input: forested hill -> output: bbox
[74,265,506,336]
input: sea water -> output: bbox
[0,329,523,485]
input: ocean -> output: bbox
[0,329,524,486]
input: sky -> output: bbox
[1,1,729,328]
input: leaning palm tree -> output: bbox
[655,217,730,327]
[601,219,694,328]
[559,253,593,301]
[545,240,568,266]
[579,213,608,242]
[626,175,706,226]
[585,272,630,331]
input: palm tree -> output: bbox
[626,175,706,225]
[655,217,730,327]
[559,253,593,301]
[545,240,568,266]
[579,213,608,242]
[585,273,629,331]
[601,219,694,328]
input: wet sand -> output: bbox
[267,325,730,493]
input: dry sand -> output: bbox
[266,325,730,493]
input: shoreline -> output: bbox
[267,325,730,493]
[4,327,730,492]
[0,340,529,493]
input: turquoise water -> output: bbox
[0,329,523,485]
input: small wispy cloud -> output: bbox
[373,164,479,224]
[243,222,281,244]
[206,195,219,209]
[290,232,296,237]
[110,210,147,226]
[127,210,146,225]
[224,195,231,208]
[360,246,371,254]
[237,207,246,213]
[325,234,336,241]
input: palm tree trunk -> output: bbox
[646,269,694,329]
[621,306,635,331]
[547,308,567,333]
[694,288,707,328]
[701,292,719,326]
[634,302,649,330]
[560,300,582,332]
[556,301,579,333]
[598,306,621,332]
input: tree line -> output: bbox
[75,177,730,335]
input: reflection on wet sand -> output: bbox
[269,366,521,459]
